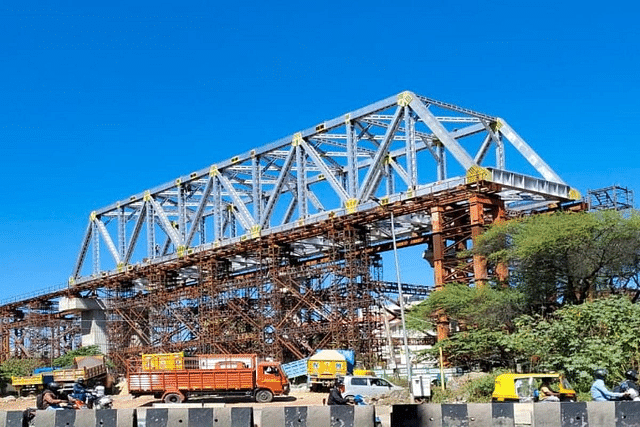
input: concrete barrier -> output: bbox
[0,408,135,427]
[135,407,253,427]
[7,402,640,427]
[35,408,134,427]
[0,410,25,427]
[390,402,640,427]
[261,405,376,427]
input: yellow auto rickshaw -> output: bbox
[492,373,576,402]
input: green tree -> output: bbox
[52,345,102,368]
[409,283,525,368]
[474,210,640,308]
[506,295,640,392]
[0,358,42,389]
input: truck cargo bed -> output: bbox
[128,368,256,393]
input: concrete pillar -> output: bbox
[58,297,108,354]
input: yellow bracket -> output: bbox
[90,211,97,221]
[345,198,359,214]
[177,245,187,258]
[569,188,582,200]
[292,132,303,147]
[344,114,351,124]
[144,190,152,202]
[397,91,413,106]
[68,277,76,286]
[209,166,219,177]
[466,166,492,183]
[250,225,262,239]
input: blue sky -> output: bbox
[1,0,638,300]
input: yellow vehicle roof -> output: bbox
[495,373,562,381]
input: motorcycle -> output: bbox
[89,387,113,409]
[23,387,113,426]
[615,384,640,401]
[71,386,113,409]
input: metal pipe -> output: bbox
[389,210,414,402]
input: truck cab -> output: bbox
[255,362,290,403]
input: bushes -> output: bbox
[431,372,498,403]
[0,358,41,390]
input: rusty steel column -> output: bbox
[0,319,9,362]
[493,202,509,284]
[470,195,490,287]
[470,194,509,286]
[430,205,449,341]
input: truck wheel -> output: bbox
[163,392,184,403]
[255,389,274,403]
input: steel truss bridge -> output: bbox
[0,91,581,370]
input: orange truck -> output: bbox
[126,353,289,403]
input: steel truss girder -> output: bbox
[70,91,579,283]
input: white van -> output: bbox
[342,375,404,400]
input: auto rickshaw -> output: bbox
[491,373,576,402]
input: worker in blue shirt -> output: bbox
[591,368,628,401]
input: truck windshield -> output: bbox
[263,366,280,376]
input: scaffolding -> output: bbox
[588,186,635,211]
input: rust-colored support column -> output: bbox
[430,205,449,341]
[0,321,9,362]
[470,195,489,287]
[493,202,509,284]
[470,194,509,286]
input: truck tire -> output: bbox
[163,392,184,403]
[255,389,274,403]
